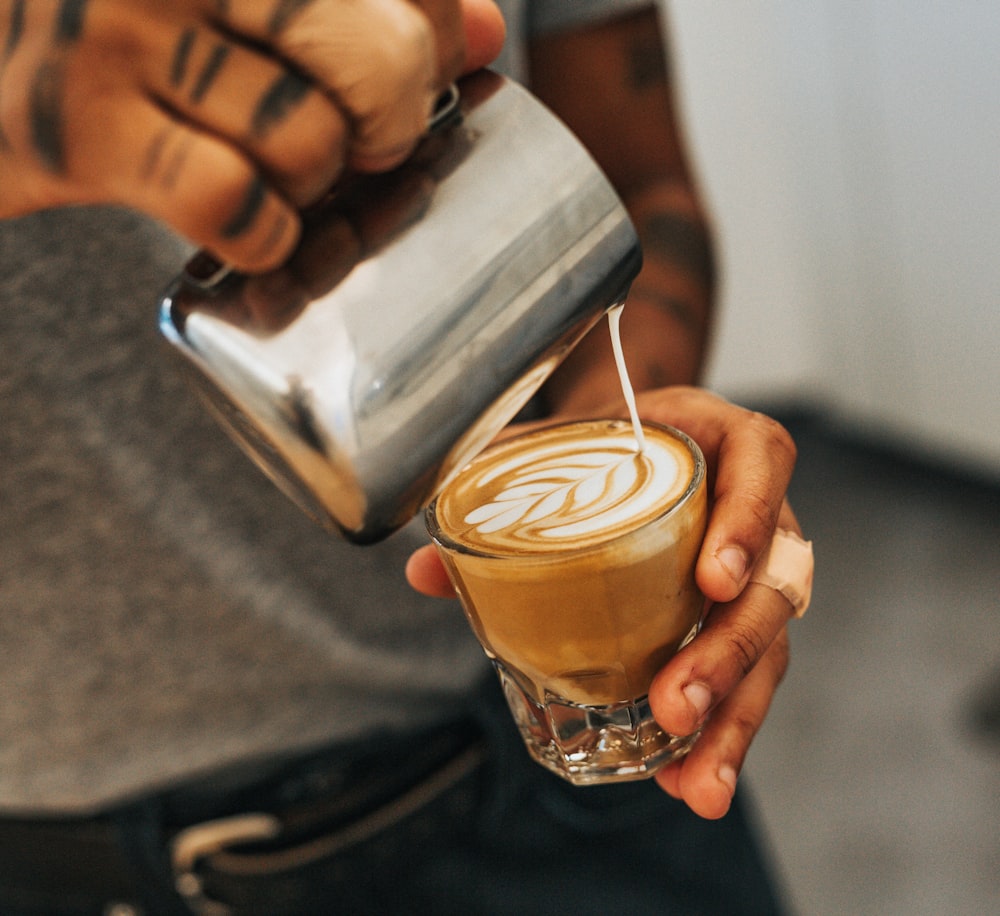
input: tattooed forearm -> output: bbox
[626,34,669,92]
[643,211,716,292]
[630,286,703,336]
[252,71,310,138]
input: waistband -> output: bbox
[0,716,486,916]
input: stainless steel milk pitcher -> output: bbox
[159,70,641,543]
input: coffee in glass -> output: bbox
[427,417,707,784]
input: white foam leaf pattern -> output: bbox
[450,429,687,548]
[467,456,646,539]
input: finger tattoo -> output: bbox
[222,176,295,262]
[169,28,231,105]
[251,71,311,138]
[24,0,90,171]
[3,0,25,56]
[191,42,231,104]
[171,28,197,88]
[268,0,315,36]
[142,126,195,191]
[0,0,27,148]
[30,58,66,171]
[252,209,295,263]
[221,175,268,239]
[54,0,89,43]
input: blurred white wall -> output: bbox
[666,1,1000,479]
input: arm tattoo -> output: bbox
[633,211,715,338]
[252,71,310,138]
[633,289,702,336]
[644,211,716,292]
[626,36,669,92]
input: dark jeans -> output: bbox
[1,676,787,915]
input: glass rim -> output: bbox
[425,418,706,562]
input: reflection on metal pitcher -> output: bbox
[158,70,641,543]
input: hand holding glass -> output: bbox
[427,418,707,785]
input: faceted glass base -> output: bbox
[495,661,699,786]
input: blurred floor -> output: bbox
[743,411,1000,916]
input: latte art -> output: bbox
[436,421,697,554]
[427,320,711,781]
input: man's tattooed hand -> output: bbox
[0,0,499,271]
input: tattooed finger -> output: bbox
[103,100,302,271]
[217,0,439,172]
[0,0,27,150]
[8,0,84,172]
[146,23,349,207]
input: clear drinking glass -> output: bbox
[426,419,708,785]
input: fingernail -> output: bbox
[717,546,750,586]
[682,681,712,723]
[718,764,738,797]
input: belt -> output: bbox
[0,718,487,915]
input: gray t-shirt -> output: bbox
[0,0,653,814]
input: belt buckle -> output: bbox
[170,812,282,916]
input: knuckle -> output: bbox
[166,155,269,243]
[388,3,438,70]
[768,631,792,685]
[742,488,780,535]
[354,9,435,111]
[293,110,347,170]
[748,410,798,468]
[276,5,438,169]
[188,163,259,227]
[268,116,347,204]
[728,709,762,747]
